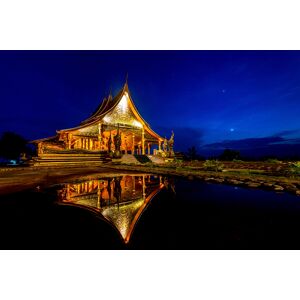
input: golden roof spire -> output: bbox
[123,73,129,91]
[108,86,113,100]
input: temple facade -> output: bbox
[32,81,171,164]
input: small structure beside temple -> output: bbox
[31,81,173,166]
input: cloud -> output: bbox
[272,129,300,137]
[199,134,300,158]
[201,136,284,150]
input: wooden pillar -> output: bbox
[158,140,161,151]
[147,143,150,155]
[66,134,69,149]
[98,123,102,150]
[68,133,72,150]
[124,138,128,154]
[142,127,145,155]
[38,142,42,155]
[132,134,135,155]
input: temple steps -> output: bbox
[32,153,111,167]
[112,154,141,165]
[147,155,166,164]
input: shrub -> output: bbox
[203,160,224,172]
[288,161,300,176]
[232,159,244,163]
[172,160,184,167]
[265,158,281,164]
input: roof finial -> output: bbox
[123,73,129,92]
[107,85,112,101]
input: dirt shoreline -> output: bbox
[0,166,137,195]
[106,164,300,196]
[0,164,299,196]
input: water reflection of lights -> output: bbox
[57,174,175,243]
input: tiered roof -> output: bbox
[32,81,163,143]
[58,82,162,140]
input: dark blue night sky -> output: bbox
[0,50,300,158]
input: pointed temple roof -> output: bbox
[57,82,163,140]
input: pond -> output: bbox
[0,172,300,249]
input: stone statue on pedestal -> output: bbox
[113,125,122,158]
[168,130,175,157]
[163,137,168,153]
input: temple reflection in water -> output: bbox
[58,174,174,243]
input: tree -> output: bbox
[0,132,27,160]
[187,146,197,160]
[219,149,241,161]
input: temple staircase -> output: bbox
[32,151,111,167]
[113,154,141,165]
[147,155,166,164]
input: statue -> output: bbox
[108,131,112,154]
[163,136,168,153]
[113,125,122,158]
[168,130,175,157]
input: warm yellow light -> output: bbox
[133,120,142,128]
[103,116,110,123]
[119,95,128,113]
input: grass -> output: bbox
[107,160,300,195]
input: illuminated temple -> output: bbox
[31,81,172,166]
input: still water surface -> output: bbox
[0,172,300,249]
